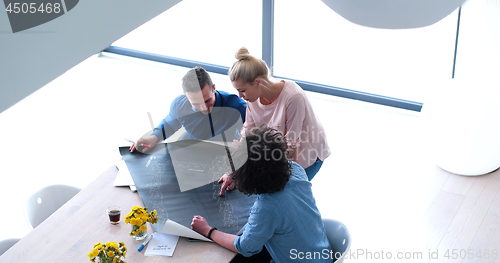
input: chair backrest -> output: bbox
[323,219,351,263]
[0,238,21,255]
[24,184,81,229]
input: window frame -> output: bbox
[104,0,463,112]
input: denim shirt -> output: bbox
[234,162,332,262]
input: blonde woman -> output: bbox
[218,48,330,195]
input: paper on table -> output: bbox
[160,219,211,242]
[144,232,179,257]
[114,160,135,187]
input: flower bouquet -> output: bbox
[88,241,127,263]
[124,206,158,240]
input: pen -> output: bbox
[137,234,153,252]
[234,129,241,140]
[125,139,151,148]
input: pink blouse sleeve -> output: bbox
[284,94,306,148]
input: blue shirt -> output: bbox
[234,162,332,263]
[151,90,246,141]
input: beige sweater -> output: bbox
[242,79,331,168]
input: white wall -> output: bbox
[454,0,500,79]
[0,0,182,114]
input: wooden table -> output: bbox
[0,165,236,262]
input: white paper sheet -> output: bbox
[114,160,135,186]
[144,232,180,257]
[160,219,211,242]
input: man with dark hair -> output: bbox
[191,126,332,263]
[130,66,246,153]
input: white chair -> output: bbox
[323,219,351,263]
[0,238,21,255]
[24,184,81,229]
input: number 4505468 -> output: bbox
[5,3,61,14]
[444,249,498,260]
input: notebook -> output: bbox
[144,232,179,257]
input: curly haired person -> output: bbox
[192,126,331,263]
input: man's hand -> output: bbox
[129,135,158,153]
[191,215,212,237]
[218,173,235,196]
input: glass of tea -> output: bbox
[107,206,121,224]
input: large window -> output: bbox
[110,0,464,110]
[113,0,262,68]
[453,0,500,78]
[274,0,459,103]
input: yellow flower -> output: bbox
[139,225,147,232]
[89,241,127,263]
[125,206,155,234]
[147,210,158,224]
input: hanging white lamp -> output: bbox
[321,0,467,29]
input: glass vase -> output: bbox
[131,224,147,241]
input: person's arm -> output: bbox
[129,135,158,153]
[286,145,298,163]
[130,115,179,153]
[210,229,239,253]
[150,98,184,141]
[191,216,239,253]
[130,99,184,153]
[284,94,306,162]
[192,202,277,257]
[223,92,247,123]
[150,115,182,142]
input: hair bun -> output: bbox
[235,47,250,60]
